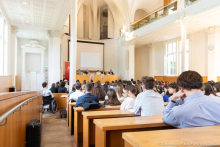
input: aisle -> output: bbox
[41,110,75,147]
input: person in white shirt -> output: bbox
[42,82,54,97]
[69,82,84,103]
[133,76,164,116]
[96,70,101,75]
[120,85,137,110]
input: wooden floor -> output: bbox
[41,110,75,147]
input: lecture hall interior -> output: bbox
[1,0,220,146]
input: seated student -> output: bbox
[69,84,76,97]
[84,69,90,75]
[133,76,164,116]
[56,81,60,92]
[104,89,121,106]
[96,70,101,75]
[75,82,99,107]
[101,69,106,75]
[42,82,54,98]
[162,70,220,128]
[116,84,127,101]
[168,82,179,101]
[77,69,82,75]
[108,69,114,75]
[202,83,217,97]
[92,81,106,101]
[69,82,84,103]
[58,81,69,93]
[64,80,69,92]
[163,84,172,102]
[213,82,220,96]
[120,85,137,110]
[102,84,109,100]
[50,83,57,93]
[134,84,142,96]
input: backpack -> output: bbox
[60,109,67,118]
[78,100,102,111]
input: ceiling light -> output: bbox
[23,2,28,4]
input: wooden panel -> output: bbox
[76,75,118,84]
[217,77,220,82]
[53,93,68,109]
[154,76,177,83]
[202,76,208,83]
[122,126,220,147]
[0,91,42,147]
[0,75,12,93]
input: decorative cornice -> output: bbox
[11,26,18,34]
[48,30,63,38]
[205,26,220,35]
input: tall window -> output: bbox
[164,42,177,76]
[0,10,8,76]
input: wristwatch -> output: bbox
[171,100,176,103]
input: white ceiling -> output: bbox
[135,6,220,49]
[0,0,70,31]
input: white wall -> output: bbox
[153,42,165,76]
[77,5,84,39]
[135,46,149,80]
[134,9,148,22]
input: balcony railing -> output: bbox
[130,1,177,32]
[185,0,201,7]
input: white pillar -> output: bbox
[93,0,98,40]
[70,0,78,88]
[114,38,119,75]
[118,36,128,80]
[177,0,186,10]
[148,44,155,77]
[180,19,188,72]
[22,52,26,73]
[11,26,18,87]
[48,30,62,87]
[41,53,44,73]
[206,26,220,81]
[128,41,135,80]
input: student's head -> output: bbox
[127,85,137,97]
[86,69,89,72]
[103,69,105,72]
[141,76,155,90]
[98,70,100,72]
[56,81,60,85]
[105,81,110,86]
[202,83,216,96]
[92,82,106,98]
[78,69,80,71]
[60,81,66,87]
[42,82,48,88]
[213,82,220,92]
[75,82,81,90]
[134,84,142,96]
[85,82,93,93]
[102,84,109,93]
[168,82,179,94]
[106,89,121,106]
[116,84,124,97]
[72,84,76,92]
[177,70,203,92]
[83,80,86,85]
[64,80,68,85]
[51,83,56,88]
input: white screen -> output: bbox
[69,41,104,71]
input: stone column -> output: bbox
[206,26,220,81]
[128,40,135,80]
[11,26,18,87]
[70,0,78,88]
[48,30,62,87]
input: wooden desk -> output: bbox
[69,101,105,135]
[94,115,174,147]
[122,126,220,147]
[76,75,118,83]
[53,93,68,109]
[82,110,136,147]
[74,105,121,147]
[68,102,76,127]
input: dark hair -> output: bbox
[42,82,47,88]
[142,76,155,90]
[56,81,60,85]
[202,83,217,96]
[106,89,121,106]
[72,84,76,91]
[92,82,106,99]
[177,71,203,90]
[127,85,137,95]
[85,82,93,92]
[102,84,109,93]
[134,84,142,96]
[213,82,220,92]
[116,84,124,98]
[51,83,56,88]
[75,82,81,90]
[60,81,65,87]
[105,81,110,86]
[168,82,179,92]
[83,80,86,85]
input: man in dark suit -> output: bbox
[101,69,106,75]
[75,82,99,107]
[108,69,114,75]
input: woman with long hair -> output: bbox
[92,81,106,101]
[104,89,121,106]
[120,85,137,110]
[202,83,217,97]
[116,84,127,101]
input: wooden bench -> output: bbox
[69,101,105,135]
[74,105,121,147]
[122,126,220,147]
[82,110,136,147]
[53,93,68,109]
[94,115,174,147]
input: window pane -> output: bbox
[164,55,168,75]
[186,39,189,51]
[173,42,176,53]
[179,53,182,74]
[185,52,189,71]
[168,54,173,75]
[179,41,182,52]
[168,43,172,53]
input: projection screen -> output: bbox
[69,41,104,71]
